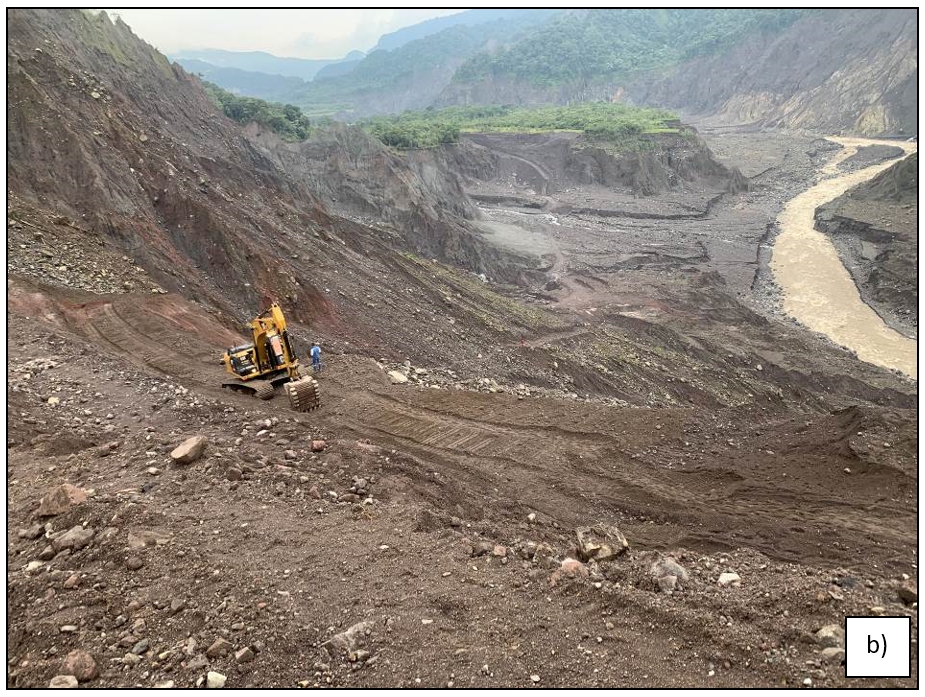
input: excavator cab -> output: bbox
[220,303,320,411]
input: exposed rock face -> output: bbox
[6,8,532,325]
[441,131,745,199]
[246,123,532,283]
[627,9,916,136]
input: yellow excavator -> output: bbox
[221,302,320,411]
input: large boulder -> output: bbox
[37,484,88,517]
[170,436,207,465]
[575,523,629,562]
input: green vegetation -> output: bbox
[454,9,808,88]
[358,103,679,149]
[201,81,312,142]
[291,13,553,118]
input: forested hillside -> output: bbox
[290,11,555,118]
[452,9,805,89]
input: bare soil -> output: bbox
[7,127,918,688]
[6,10,917,690]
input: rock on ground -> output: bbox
[575,523,629,562]
[49,675,79,688]
[717,572,741,588]
[549,558,589,587]
[52,526,94,553]
[206,638,232,658]
[170,435,207,464]
[897,581,917,604]
[61,650,97,682]
[388,371,409,384]
[321,621,374,660]
[650,555,689,587]
[815,624,846,649]
[37,483,87,517]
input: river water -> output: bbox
[771,137,918,379]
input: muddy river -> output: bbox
[771,137,918,379]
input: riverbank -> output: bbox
[770,138,917,379]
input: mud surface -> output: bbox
[8,127,918,689]
[7,277,918,689]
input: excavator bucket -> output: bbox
[285,376,321,412]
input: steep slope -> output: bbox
[437,9,916,137]
[290,11,555,119]
[442,130,746,200]
[312,56,362,80]
[629,9,917,136]
[6,10,919,689]
[815,154,918,335]
[7,9,530,338]
[439,10,805,108]
[370,9,558,52]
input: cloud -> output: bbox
[106,8,463,59]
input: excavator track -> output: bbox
[285,377,321,412]
[253,382,276,400]
[221,379,276,400]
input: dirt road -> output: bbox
[771,138,918,378]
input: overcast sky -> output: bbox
[106,8,464,59]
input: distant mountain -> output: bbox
[437,8,916,136]
[628,9,917,136]
[175,58,306,102]
[292,10,559,119]
[370,9,557,52]
[442,10,807,102]
[313,57,362,81]
[169,48,362,82]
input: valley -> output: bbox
[6,8,918,690]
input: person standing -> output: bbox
[310,342,322,372]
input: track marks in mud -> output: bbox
[329,385,915,567]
